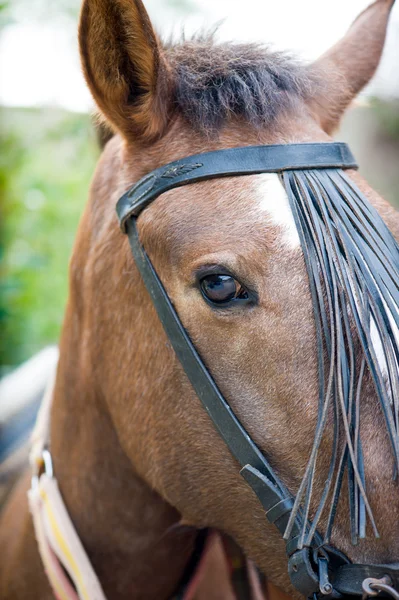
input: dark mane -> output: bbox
[166,35,316,134]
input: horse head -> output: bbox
[1,2,398,599]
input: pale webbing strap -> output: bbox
[28,364,107,600]
[28,365,267,600]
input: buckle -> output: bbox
[362,576,399,600]
[31,447,54,489]
[318,555,333,596]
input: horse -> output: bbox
[1,0,399,598]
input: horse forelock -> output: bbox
[164,35,318,136]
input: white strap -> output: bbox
[28,360,107,600]
[29,475,107,600]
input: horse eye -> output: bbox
[200,274,249,306]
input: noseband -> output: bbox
[116,142,399,599]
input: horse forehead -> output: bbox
[142,171,302,263]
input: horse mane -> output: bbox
[165,34,317,134]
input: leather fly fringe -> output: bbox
[282,169,399,547]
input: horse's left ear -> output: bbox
[310,0,395,134]
[79,0,172,142]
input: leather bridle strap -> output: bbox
[115,143,397,598]
[118,143,357,539]
[124,214,347,599]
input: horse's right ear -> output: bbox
[79,0,172,142]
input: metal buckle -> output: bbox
[362,576,399,600]
[31,447,54,489]
[318,555,333,596]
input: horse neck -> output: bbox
[50,302,197,600]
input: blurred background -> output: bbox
[0,0,399,374]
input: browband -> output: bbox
[116,142,357,230]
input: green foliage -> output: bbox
[0,1,12,28]
[0,107,99,371]
[372,98,399,142]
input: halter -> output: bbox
[116,142,399,599]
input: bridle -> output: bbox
[116,142,399,599]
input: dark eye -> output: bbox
[200,274,249,306]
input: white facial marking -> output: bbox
[254,173,300,250]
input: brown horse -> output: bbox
[1,0,399,598]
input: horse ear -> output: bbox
[310,0,395,134]
[79,0,172,142]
